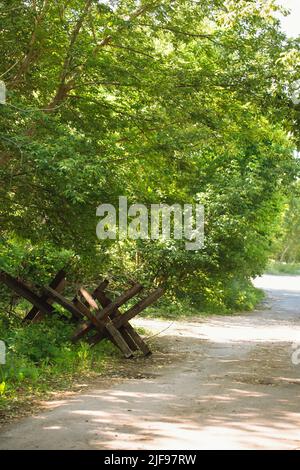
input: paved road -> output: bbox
[0,275,300,449]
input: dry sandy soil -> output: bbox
[0,274,300,450]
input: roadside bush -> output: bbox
[0,315,117,405]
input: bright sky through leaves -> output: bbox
[278,0,300,37]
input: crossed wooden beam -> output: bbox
[0,269,164,358]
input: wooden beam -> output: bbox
[73,298,103,329]
[89,287,164,346]
[0,271,54,316]
[72,280,110,340]
[94,288,149,353]
[73,291,137,351]
[117,287,164,326]
[43,286,83,320]
[92,279,109,299]
[124,324,151,356]
[73,297,134,355]
[79,287,99,311]
[73,283,143,341]
[23,269,66,322]
[72,320,92,341]
[105,321,134,358]
[95,283,143,321]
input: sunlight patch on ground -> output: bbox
[253,275,300,292]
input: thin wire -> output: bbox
[145,320,175,340]
[0,59,20,79]
[5,100,67,113]
[0,135,24,190]
[0,135,23,157]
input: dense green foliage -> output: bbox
[269,180,300,265]
[1,0,300,313]
[1,0,300,413]
[266,261,300,275]
[0,311,118,409]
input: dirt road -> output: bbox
[1,275,300,450]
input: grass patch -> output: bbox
[0,276,265,421]
[144,283,265,320]
[145,299,209,320]
[0,314,120,422]
[265,261,300,275]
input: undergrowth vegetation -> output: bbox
[266,261,300,275]
[0,313,118,415]
[0,0,299,419]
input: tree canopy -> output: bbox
[1,0,300,312]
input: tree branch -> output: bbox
[138,22,218,43]
[45,0,93,112]
[11,0,49,87]
[93,1,161,53]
